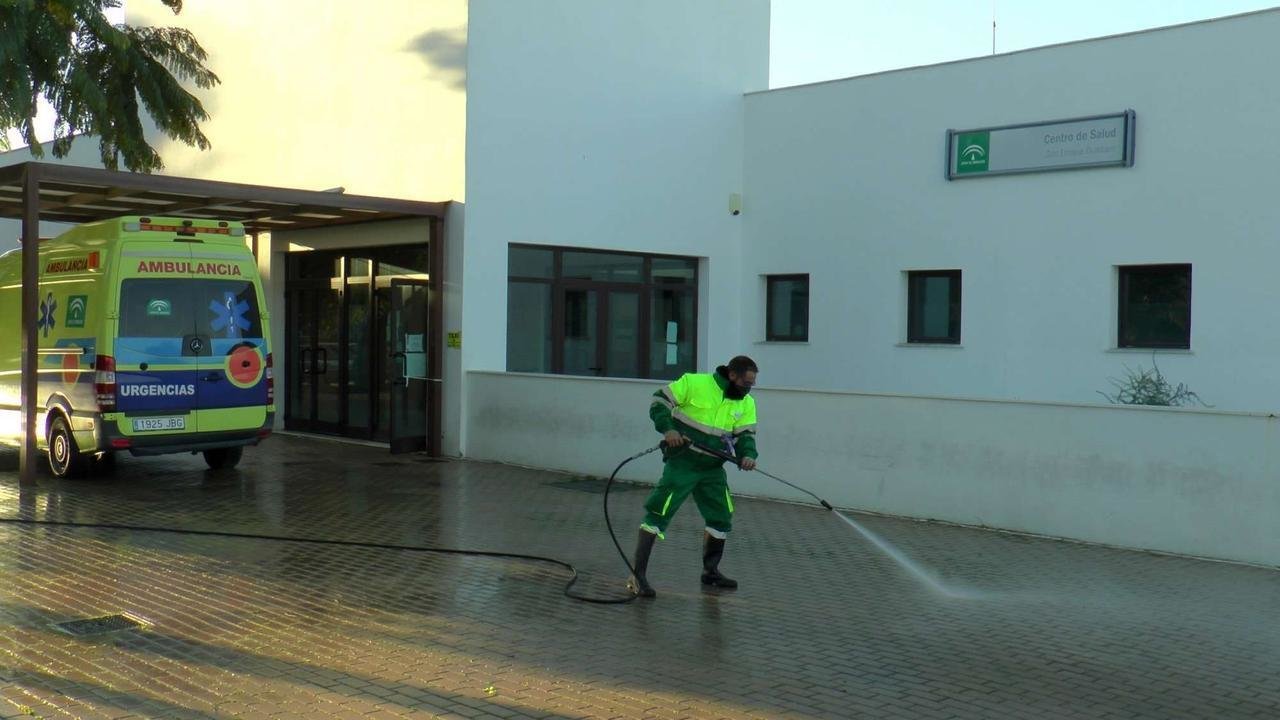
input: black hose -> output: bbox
[0,440,829,606]
[600,442,666,596]
[0,445,668,606]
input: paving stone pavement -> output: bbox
[1,434,1278,719]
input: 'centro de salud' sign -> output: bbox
[947,110,1135,180]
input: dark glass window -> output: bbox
[372,245,430,277]
[287,252,341,280]
[1118,264,1191,349]
[651,288,695,380]
[907,270,961,344]
[766,274,809,341]
[507,245,697,379]
[651,257,697,285]
[507,282,553,372]
[562,251,643,282]
[120,278,263,339]
[509,246,554,279]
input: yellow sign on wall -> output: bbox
[447,331,462,349]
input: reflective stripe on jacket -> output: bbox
[650,371,758,459]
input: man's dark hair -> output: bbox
[726,355,758,376]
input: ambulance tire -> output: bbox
[203,446,243,470]
[47,415,87,478]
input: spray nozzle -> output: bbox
[820,500,833,511]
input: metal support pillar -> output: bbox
[19,165,40,486]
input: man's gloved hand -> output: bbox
[662,430,687,447]
[739,457,756,471]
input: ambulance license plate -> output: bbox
[132,416,186,432]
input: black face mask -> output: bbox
[725,381,750,399]
[719,367,752,399]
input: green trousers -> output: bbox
[641,451,734,536]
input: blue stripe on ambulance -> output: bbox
[116,368,267,411]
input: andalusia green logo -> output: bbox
[956,131,990,174]
[65,295,87,328]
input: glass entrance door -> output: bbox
[370,247,432,450]
[285,244,436,453]
[388,279,429,453]
[285,286,314,430]
[284,284,342,434]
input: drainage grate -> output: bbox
[53,613,146,637]
[548,478,643,494]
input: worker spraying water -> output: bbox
[617,355,974,601]
[628,355,760,598]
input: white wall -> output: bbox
[743,10,1280,412]
[466,371,1280,567]
[462,0,770,390]
[442,202,465,456]
[126,0,467,202]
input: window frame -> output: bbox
[1117,263,1192,350]
[765,273,810,342]
[906,269,962,344]
[507,245,699,379]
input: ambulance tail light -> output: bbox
[264,352,274,404]
[95,355,117,411]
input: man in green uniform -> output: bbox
[629,355,759,598]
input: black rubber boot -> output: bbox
[627,529,658,598]
[701,532,738,589]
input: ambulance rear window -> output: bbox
[120,279,263,338]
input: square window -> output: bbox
[907,270,961,344]
[1118,264,1191,349]
[766,274,809,342]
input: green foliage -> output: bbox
[0,0,218,172]
[1098,353,1209,407]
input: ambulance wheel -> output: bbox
[47,415,86,478]
[203,446,243,470]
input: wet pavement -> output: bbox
[1,433,1279,719]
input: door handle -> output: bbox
[391,351,407,386]
[300,348,311,375]
[316,347,328,375]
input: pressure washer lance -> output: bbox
[601,439,836,598]
[639,441,972,599]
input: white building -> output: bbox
[5,2,1280,566]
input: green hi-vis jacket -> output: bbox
[650,370,758,461]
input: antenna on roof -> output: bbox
[992,0,997,54]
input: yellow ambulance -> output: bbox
[0,216,274,476]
